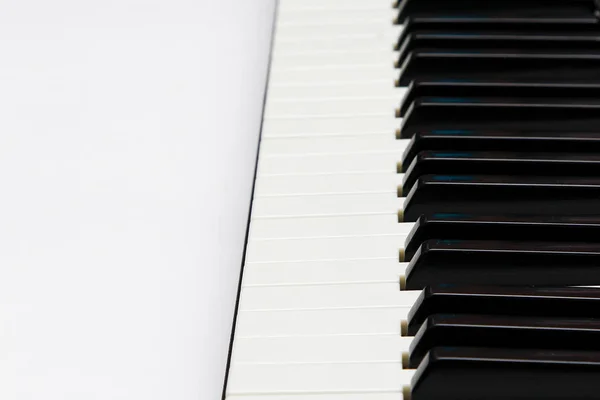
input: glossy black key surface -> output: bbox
[395,0,598,23]
[401,151,600,194]
[406,285,600,336]
[408,314,600,368]
[402,175,600,222]
[404,239,600,290]
[410,346,600,400]
[397,48,600,87]
[397,30,600,68]
[401,130,600,171]
[399,80,600,117]
[403,213,600,261]
[396,16,600,51]
[400,96,600,139]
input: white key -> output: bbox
[272,50,398,68]
[268,81,401,99]
[243,259,407,286]
[232,335,410,364]
[251,193,403,217]
[257,153,400,174]
[262,116,399,137]
[277,9,397,26]
[254,173,402,196]
[275,35,395,53]
[227,394,403,400]
[226,363,413,395]
[239,284,419,311]
[265,97,398,117]
[270,64,398,84]
[279,0,395,11]
[236,307,410,337]
[260,135,407,155]
[249,215,408,239]
[275,23,403,40]
[245,235,405,262]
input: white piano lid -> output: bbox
[0,1,275,399]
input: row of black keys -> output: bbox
[395,1,600,399]
[393,0,600,85]
[403,285,600,400]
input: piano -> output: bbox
[222,0,600,399]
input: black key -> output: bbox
[399,79,600,117]
[408,314,600,368]
[396,16,600,51]
[402,175,600,222]
[397,48,600,87]
[404,239,600,290]
[395,0,599,24]
[397,30,600,68]
[409,346,600,400]
[406,285,600,336]
[403,213,600,261]
[401,151,600,195]
[399,96,600,139]
[401,130,600,171]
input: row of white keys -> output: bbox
[225,1,415,397]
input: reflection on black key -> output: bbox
[400,96,600,139]
[399,80,600,117]
[403,213,600,261]
[401,151,600,194]
[402,175,600,222]
[408,314,600,368]
[396,17,600,51]
[397,49,600,86]
[395,0,598,23]
[410,346,600,400]
[397,31,600,68]
[404,239,600,290]
[401,130,600,170]
[406,285,600,336]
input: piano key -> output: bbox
[236,307,410,338]
[280,0,393,11]
[265,97,399,118]
[252,193,402,218]
[245,235,405,263]
[262,116,400,137]
[401,130,600,170]
[408,314,600,369]
[399,96,600,139]
[233,334,409,364]
[227,395,402,400]
[261,135,406,156]
[397,48,600,87]
[277,8,398,26]
[401,151,600,195]
[243,259,406,286]
[406,285,600,337]
[402,175,600,222]
[404,213,600,261]
[239,283,420,311]
[275,23,403,43]
[226,363,413,396]
[271,64,398,86]
[268,80,399,99]
[395,0,598,24]
[275,34,396,54]
[399,79,600,117]
[250,214,410,239]
[254,173,402,196]
[397,30,600,68]
[395,15,600,51]
[404,239,600,290]
[258,153,400,174]
[409,347,600,400]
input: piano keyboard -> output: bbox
[224,0,600,399]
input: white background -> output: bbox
[0,1,276,398]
